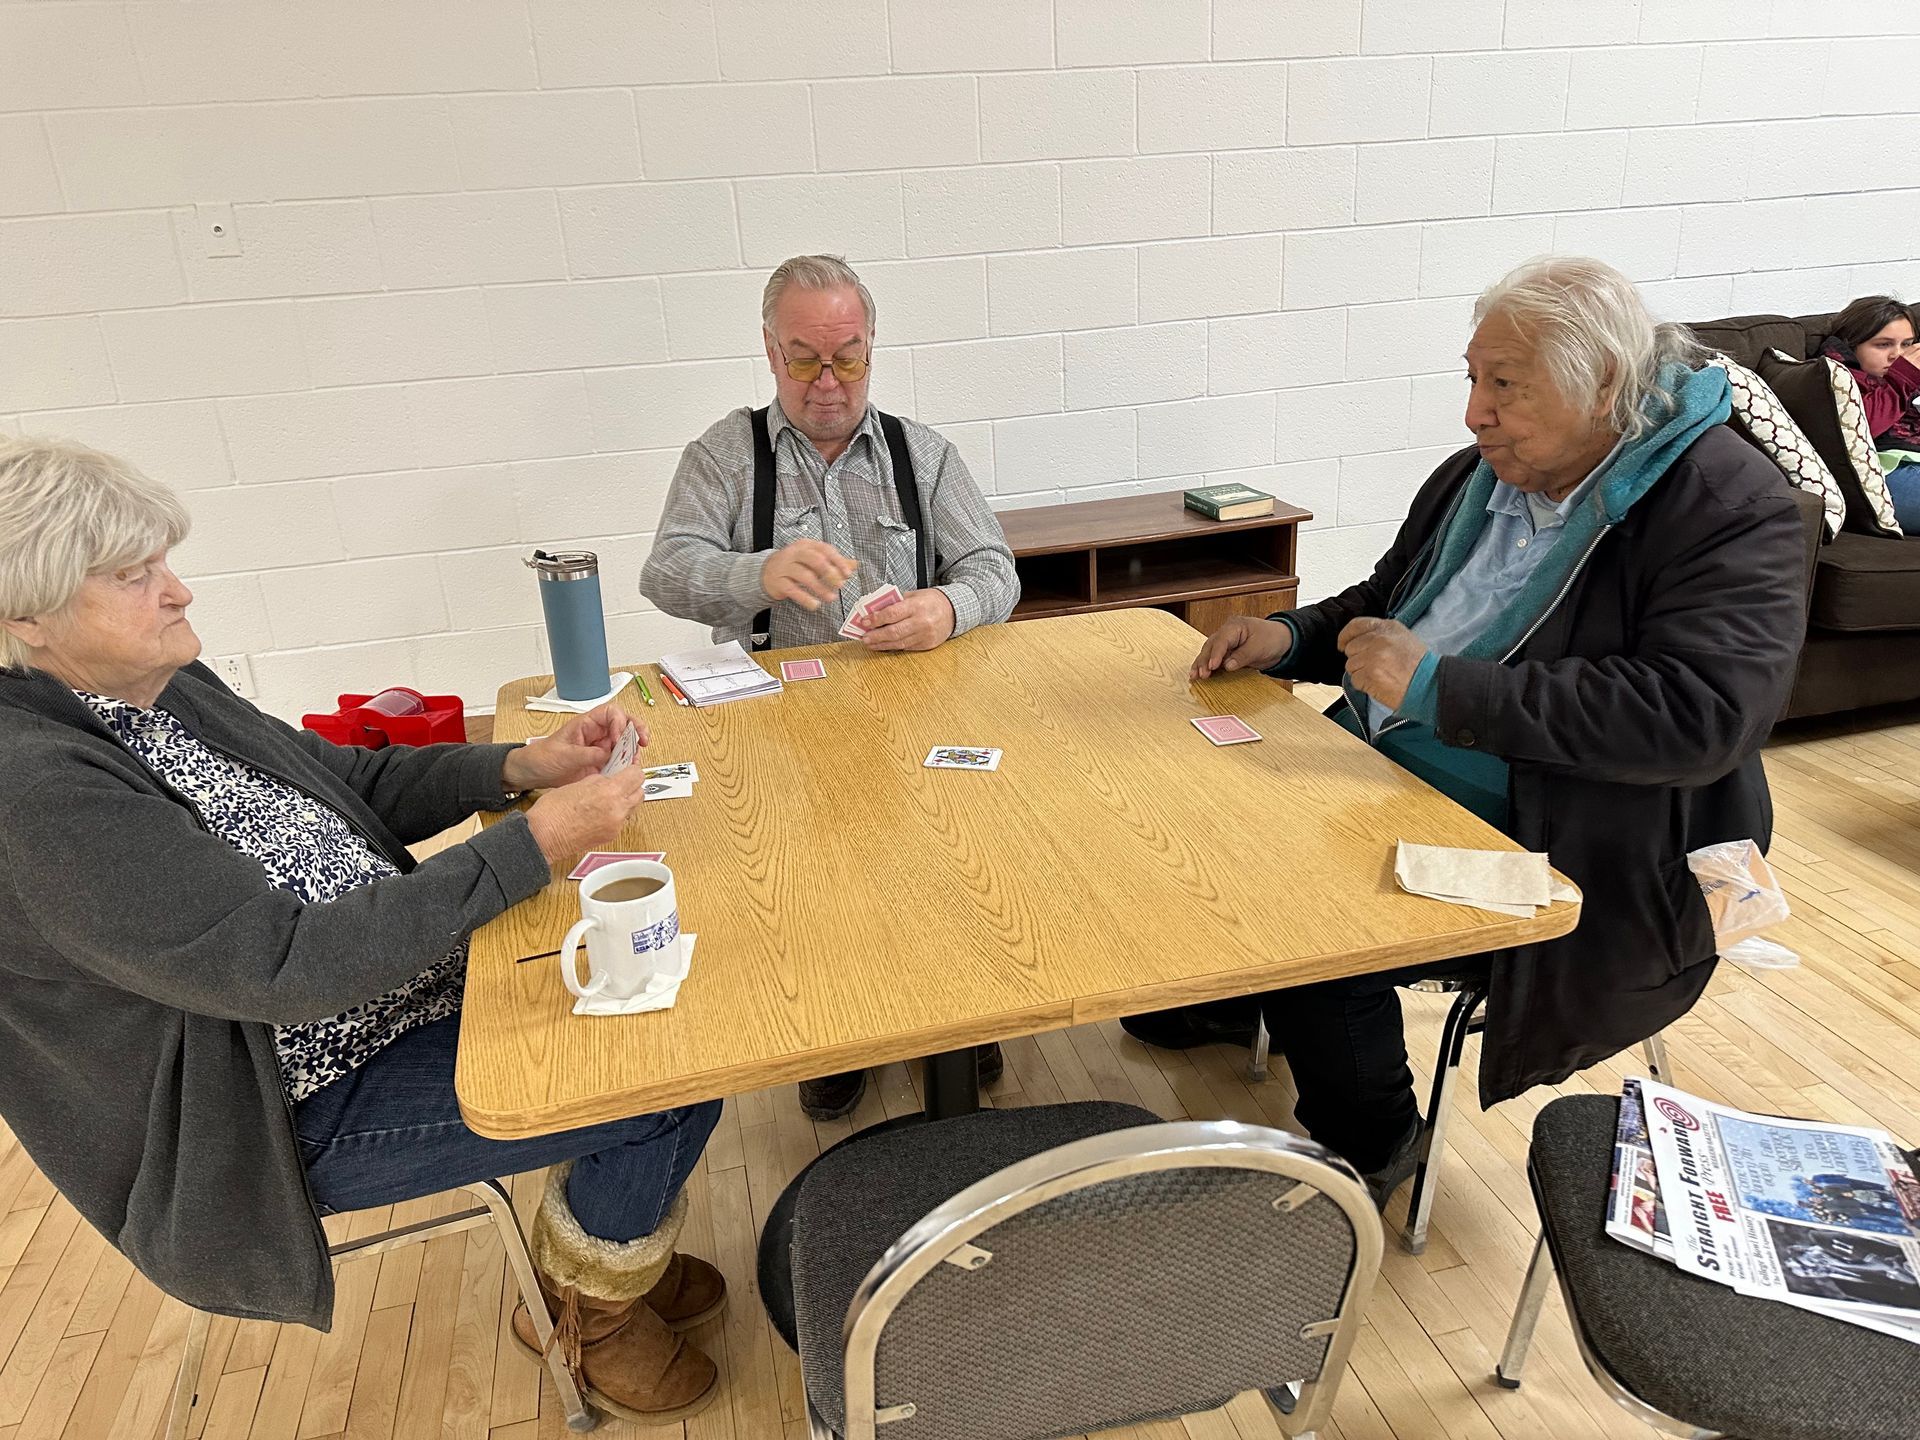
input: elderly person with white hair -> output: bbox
[0,440,728,1424]
[1191,256,1808,1204]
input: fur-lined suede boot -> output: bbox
[510,1165,722,1425]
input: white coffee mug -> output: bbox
[560,860,681,1002]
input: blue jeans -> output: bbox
[294,1013,722,1243]
[1884,461,1920,532]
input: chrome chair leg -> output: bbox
[464,1180,598,1433]
[1641,1030,1671,1083]
[163,1305,212,1440]
[1248,1012,1271,1082]
[1403,987,1485,1254]
[1496,1231,1553,1388]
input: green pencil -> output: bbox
[633,670,656,707]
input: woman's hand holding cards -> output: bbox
[501,704,641,791]
[1190,615,1294,680]
[525,763,655,869]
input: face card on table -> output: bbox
[1193,715,1261,745]
[924,745,1002,771]
[568,850,666,880]
[643,776,695,801]
[643,761,698,783]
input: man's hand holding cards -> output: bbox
[851,586,958,652]
[838,583,902,640]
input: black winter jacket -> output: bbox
[1279,426,1809,1102]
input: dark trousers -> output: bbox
[1259,958,1480,1173]
[295,1013,722,1243]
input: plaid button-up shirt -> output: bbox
[640,402,1020,649]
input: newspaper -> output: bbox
[1605,1079,1673,1259]
[1637,1078,1920,1343]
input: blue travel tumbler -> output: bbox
[526,550,612,701]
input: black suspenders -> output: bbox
[748,407,928,651]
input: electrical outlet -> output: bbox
[209,654,256,698]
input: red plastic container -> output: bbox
[301,688,467,748]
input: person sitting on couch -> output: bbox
[1820,295,1920,528]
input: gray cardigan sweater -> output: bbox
[0,661,552,1329]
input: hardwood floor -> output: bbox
[3,709,1917,1440]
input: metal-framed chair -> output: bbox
[166,1178,596,1439]
[1496,1094,1920,1440]
[1249,979,1671,1254]
[786,1102,1384,1440]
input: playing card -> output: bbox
[924,745,1003,771]
[642,776,695,801]
[643,761,698,783]
[567,851,666,880]
[839,583,905,639]
[600,722,640,776]
[780,658,827,682]
[1193,715,1262,746]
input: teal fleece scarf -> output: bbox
[1390,362,1733,652]
[1336,363,1733,831]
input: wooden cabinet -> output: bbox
[997,492,1310,632]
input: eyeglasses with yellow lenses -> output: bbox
[778,345,870,384]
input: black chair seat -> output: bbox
[1533,1096,1920,1440]
[790,1102,1159,1436]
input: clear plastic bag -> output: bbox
[1686,838,1799,969]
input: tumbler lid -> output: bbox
[525,548,599,581]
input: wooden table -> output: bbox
[456,607,1576,1140]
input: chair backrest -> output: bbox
[836,1120,1383,1440]
[1686,310,1841,369]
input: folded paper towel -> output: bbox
[527,673,635,713]
[1395,841,1579,918]
[571,934,696,1017]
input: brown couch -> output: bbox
[1691,311,1920,721]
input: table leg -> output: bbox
[756,1049,983,1347]
[920,1046,982,1120]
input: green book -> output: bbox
[1183,483,1275,521]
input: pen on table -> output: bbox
[658,672,691,706]
[633,670,656,707]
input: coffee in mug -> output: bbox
[560,859,680,1003]
[594,876,665,903]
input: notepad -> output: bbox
[657,642,783,707]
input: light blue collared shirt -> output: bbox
[1364,442,1621,736]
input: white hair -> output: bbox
[761,254,877,333]
[0,437,190,670]
[1474,255,1705,442]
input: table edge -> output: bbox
[455,897,1579,1139]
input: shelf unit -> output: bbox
[998,491,1310,635]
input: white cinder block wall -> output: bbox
[6,1,1920,718]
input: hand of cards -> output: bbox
[839,584,903,640]
[598,722,698,801]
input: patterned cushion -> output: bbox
[1756,349,1904,539]
[1821,356,1903,537]
[1708,354,1844,539]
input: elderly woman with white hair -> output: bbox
[1191,256,1808,1203]
[0,440,726,1424]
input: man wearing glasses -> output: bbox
[640,255,1019,1118]
[641,253,1019,657]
